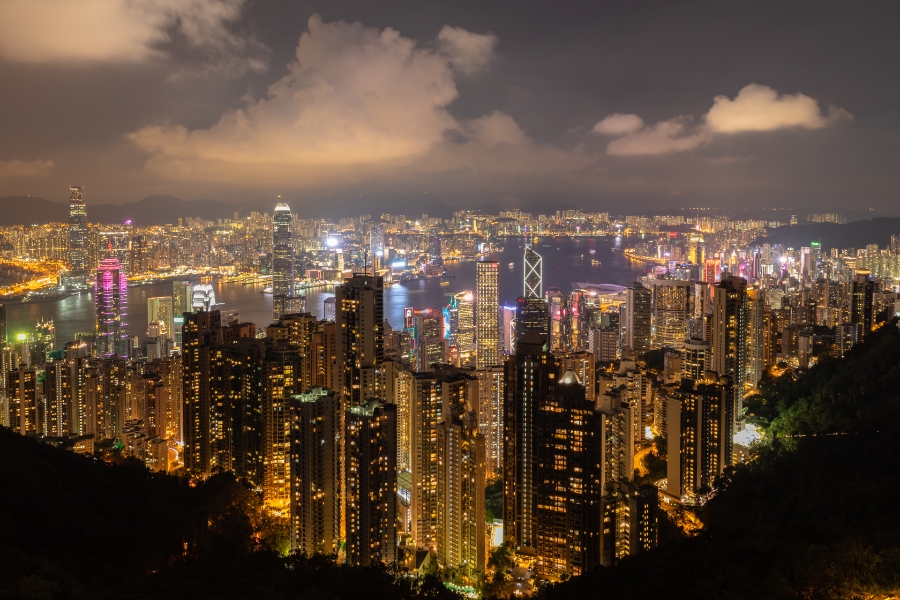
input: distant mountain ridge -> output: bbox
[754,217,900,250]
[0,193,460,225]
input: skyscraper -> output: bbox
[850,270,874,339]
[711,275,747,434]
[476,261,500,369]
[534,371,603,579]
[624,282,652,354]
[414,309,447,371]
[68,186,87,278]
[272,203,296,319]
[524,245,542,298]
[0,302,6,345]
[515,296,548,347]
[650,279,691,349]
[504,331,561,551]
[95,253,129,358]
[345,400,397,566]
[290,387,342,557]
[335,273,384,407]
[437,411,485,571]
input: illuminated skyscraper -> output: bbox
[68,186,87,277]
[345,400,397,566]
[515,296,548,347]
[335,273,384,407]
[650,280,691,349]
[95,253,129,358]
[0,301,6,345]
[624,282,652,354]
[272,203,296,318]
[850,270,874,339]
[476,260,499,369]
[290,388,342,557]
[711,276,747,435]
[524,245,542,298]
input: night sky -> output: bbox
[0,0,897,214]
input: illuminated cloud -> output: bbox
[605,118,710,156]
[0,159,54,178]
[706,83,852,133]
[592,113,643,135]
[594,84,850,156]
[436,26,498,75]
[129,16,558,184]
[0,0,261,71]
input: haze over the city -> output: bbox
[0,1,897,214]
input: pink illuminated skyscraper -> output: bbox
[95,251,129,358]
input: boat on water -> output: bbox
[440,281,450,286]
[261,286,273,294]
[589,249,596,255]
[22,290,76,303]
[508,262,515,268]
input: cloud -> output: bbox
[0,159,54,178]
[130,16,555,184]
[436,26,498,75]
[592,113,644,135]
[594,84,850,156]
[606,118,710,156]
[706,83,852,133]
[0,0,261,71]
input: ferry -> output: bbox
[261,286,273,294]
[508,262,515,268]
[440,281,450,286]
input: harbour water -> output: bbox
[6,236,647,345]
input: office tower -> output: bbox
[8,365,38,436]
[476,365,504,476]
[475,260,500,368]
[437,411,485,571]
[850,270,874,339]
[569,290,586,349]
[515,296,548,347]
[95,254,129,358]
[191,284,217,312]
[290,388,342,557]
[665,374,733,498]
[414,309,447,371]
[504,331,561,551]
[624,282,652,354]
[711,275,747,434]
[0,301,5,345]
[369,226,385,268]
[335,273,384,407]
[599,481,658,566]
[524,244,542,298]
[546,288,568,352]
[501,305,517,355]
[148,296,175,343]
[534,371,603,579]
[588,326,618,362]
[262,344,301,507]
[651,280,691,349]
[172,281,192,349]
[410,372,441,549]
[453,292,476,366]
[682,338,709,381]
[345,400,397,566]
[323,296,336,321]
[273,203,297,318]
[68,186,88,277]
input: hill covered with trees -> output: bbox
[534,323,900,600]
[0,429,455,599]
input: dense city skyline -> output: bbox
[1,3,900,598]
[1,2,899,212]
